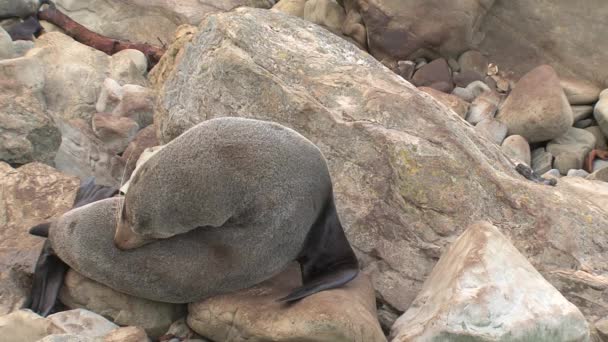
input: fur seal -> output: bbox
[25,178,118,316]
[49,117,359,303]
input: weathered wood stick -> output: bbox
[38,3,165,69]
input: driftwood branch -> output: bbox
[38,4,165,69]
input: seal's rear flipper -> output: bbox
[25,177,118,316]
[29,222,51,237]
[278,195,359,302]
[23,241,69,316]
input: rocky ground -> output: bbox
[1,0,608,341]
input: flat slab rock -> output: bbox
[188,264,386,342]
[390,221,590,342]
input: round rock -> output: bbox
[502,135,531,165]
[496,65,573,143]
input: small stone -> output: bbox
[447,57,459,72]
[547,127,596,174]
[412,58,453,92]
[595,318,608,340]
[466,91,500,124]
[104,326,149,342]
[12,40,34,56]
[543,169,562,179]
[560,77,601,105]
[453,70,485,87]
[594,160,608,173]
[419,86,469,118]
[303,0,346,33]
[452,80,491,102]
[502,135,531,165]
[594,89,608,137]
[574,118,594,129]
[397,60,415,80]
[0,26,15,60]
[271,0,306,17]
[531,148,553,175]
[92,113,140,154]
[96,78,124,113]
[587,166,608,182]
[457,50,487,78]
[567,169,590,178]
[112,49,148,75]
[475,118,507,145]
[572,105,594,122]
[487,63,498,76]
[38,334,100,342]
[585,126,608,150]
[47,309,119,338]
[493,75,510,93]
[162,318,200,341]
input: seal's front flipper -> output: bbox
[73,177,119,208]
[24,241,68,316]
[278,195,359,302]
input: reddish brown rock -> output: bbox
[411,58,453,92]
[0,162,79,315]
[119,125,159,180]
[92,113,140,155]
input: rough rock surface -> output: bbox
[148,25,198,92]
[0,55,61,165]
[53,119,125,187]
[347,0,495,62]
[496,65,573,143]
[155,7,608,324]
[59,270,185,339]
[47,309,118,338]
[0,26,15,60]
[91,113,139,154]
[0,310,64,342]
[390,221,590,342]
[188,264,386,342]
[475,118,507,145]
[479,0,608,87]
[419,87,468,118]
[531,147,553,175]
[0,162,78,315]
[32,32,146,124]
[547,127,596,174]
[103,326,149,342]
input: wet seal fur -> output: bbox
[49,117,359,303]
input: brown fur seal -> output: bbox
[49,117,358,303]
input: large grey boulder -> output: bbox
[0,0,39,19]
[155,7,608,325]
[0,55,61,165]
[390,221,590,341]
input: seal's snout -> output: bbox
[114,221,152,250]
